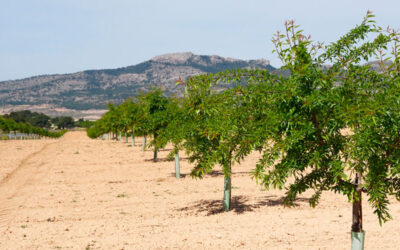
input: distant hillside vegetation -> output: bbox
[0,52,275,110]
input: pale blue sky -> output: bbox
[0,0,399,81]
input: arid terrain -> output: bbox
[0,131,399,249]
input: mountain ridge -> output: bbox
[0,52,275,111]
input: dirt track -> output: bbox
[0,131,399,249]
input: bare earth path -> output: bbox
[0,131,399,249]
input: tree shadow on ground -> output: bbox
[133,147,173,152]
[167,170,247,179]
[169,173,188,178]
[144,157,190,163]
[177,195,310,216]
[144,158,172,162]
[206,170,250,177]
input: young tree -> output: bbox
[87,103,121,140]
[121,99,146,147]
[139,88,170,162]
[251,13,400,249]
[150,96,186,178]
[182,71,276,211]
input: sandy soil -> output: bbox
[0,131,399,249]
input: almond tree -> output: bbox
[138,88,171,161]
[118,99,142,145]
[182,71,276,211]
[152,96,187,178]
[252,13,400,249]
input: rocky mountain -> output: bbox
[0,52,274,111]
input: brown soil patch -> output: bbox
[0,131,399,249]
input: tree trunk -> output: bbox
[175,153,180,178]
[224,174,231,211]
[142,137,146,152]
[351,172,365,250]
[223,158,232,211]
[153,149,158,162]
[125,132,128,143]
[352,173,363,232]
[153,133,158,162]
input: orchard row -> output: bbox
[0,116,67,139]
[87,13,400,249]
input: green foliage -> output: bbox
[157,97,187,152]
[0,116,67,138]
[250,13,400,224]
[4,110,51,128]
[144,94,185,152]
[183,69,277,178]
[75,118,95,128]
[86,88,183,162]
[51,116,75,129]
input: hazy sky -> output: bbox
[0,0,399,81]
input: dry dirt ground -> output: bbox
[0,131,399,249]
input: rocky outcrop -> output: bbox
[0,52,274,110]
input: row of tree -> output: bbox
[0,116,67,138]
[4,110,94,129]
[87,88,181,160]
[87,13,400,249]
[4,110,52,128]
